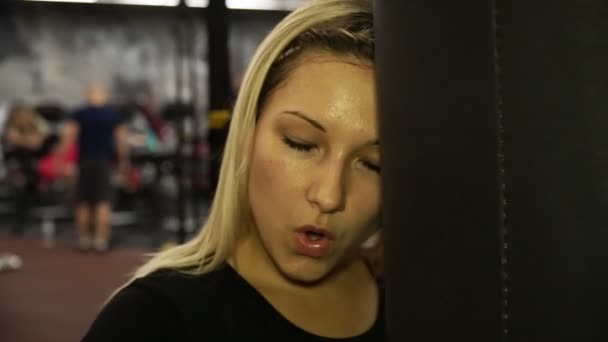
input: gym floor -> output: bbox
[0,229,165,342]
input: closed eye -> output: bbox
[282,136,315,152]
[362,160,381,173]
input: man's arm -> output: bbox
[114,123,129,171]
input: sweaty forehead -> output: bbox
[274,52,378,133]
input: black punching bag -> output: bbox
[499,1,608,340]
[375,1,504,340]
[376,1,608,341]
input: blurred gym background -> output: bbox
[0,1,309,341]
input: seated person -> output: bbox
[3,104,52,234]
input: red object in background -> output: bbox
[124,167,142,193]
[37,142,78,183]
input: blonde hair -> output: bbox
[7,105,49,135]
[123,0,375,287]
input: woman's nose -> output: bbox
[306,159,346,213]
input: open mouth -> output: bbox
[297,226,335,241]
[305,230,326,241]
[294,226,335,258]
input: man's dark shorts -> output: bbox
[76,158,113,205]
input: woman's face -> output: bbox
[248,52,381,284]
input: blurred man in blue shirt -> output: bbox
[62,83,129,252]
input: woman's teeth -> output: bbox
[306,232,323,241]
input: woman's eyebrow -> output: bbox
[280,110,325,132]
[281,110,379,146]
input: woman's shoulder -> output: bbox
[82,266,233,341]
[134,265,228,294]
[132,265,235,310]
[82,273,186,341]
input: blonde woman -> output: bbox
[83,0,385,340]
[3,105,52,235]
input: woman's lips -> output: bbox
[293,226,336,258]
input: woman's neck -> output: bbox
[228,230,379,339]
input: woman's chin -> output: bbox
[276,258,336,285]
